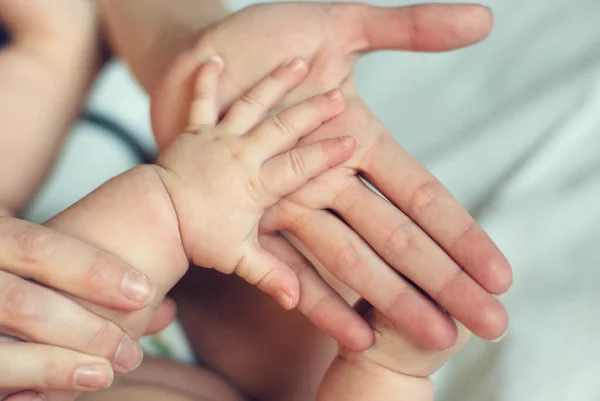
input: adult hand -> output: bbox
[152,2,512,351]
[0,1,174,398]
[0,215,175,399]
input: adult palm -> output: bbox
[152,2,511,351]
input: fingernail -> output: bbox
[210,55,224,69]
[285,58,305,72]
[496,283,512,299]
[121,271,152,304]
[326,89,342,101]
[114,337,143,372]
[74,365,113,390]
[492,329,508,343]
[275,290,294,310]
[31,396,47,401]
[337,136,354,148]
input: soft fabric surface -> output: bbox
[25,0,600,399]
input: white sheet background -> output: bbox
[24,0,600,399]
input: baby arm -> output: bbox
[40,57,353,391]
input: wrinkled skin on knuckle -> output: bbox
[11,224,56,266]
[332,240,365,277]
[82,251,125,293]
[86,319,122,359]
[1,281,50,328]
[408,179,447,217]
[287,149,308,179]
[272,113,296,139]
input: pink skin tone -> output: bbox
[2,3,511,399]
[0,1,174,399]
[4,59,354,401]
[150,2,511,352]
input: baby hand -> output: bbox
[318,300,471,401]
[154,57,355,309]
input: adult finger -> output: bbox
[331,179,508,340]
[0,271,143,373]
[0,342,113,392]
[358,132,512,295]
[143,298,177,335]
[258,234,373,351]
[267,200,458,350]
[0,216,153,310]
[350,3,493,53]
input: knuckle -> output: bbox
[272,113,295,138]
[240,90,264,110]
[329,178,364,214]
[408,179,447,217]
[232,255,250,279]
[11,224,56,265]
[331,181,358,213]
[288,149,307,177]
[381,221,418,260]
[288,208,312,232]
[304,291,334,320]
[254,268,276,290]
[333,240,365,277]
[448,220,476,254]
[385,289,411,320]
[86,320,122,358]
[1,281,48,323]
[287,254,309,275]
[435,268,463,300]
[83,252,124,290]
[405,5,421,50]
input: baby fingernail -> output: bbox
[121,271,152,304]
[31,396,47,401]
[286,58,305,72]
[210,55,224,69]
[338,136,354,148]
[114,337,143,372]
[74,365,113,390]
[275,290,294,310]
[326,89,342,101]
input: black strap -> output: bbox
[81,110,156,165]
[0,23,10,48]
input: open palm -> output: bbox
[152,2,512,351]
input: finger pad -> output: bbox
[439,273,509,341]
